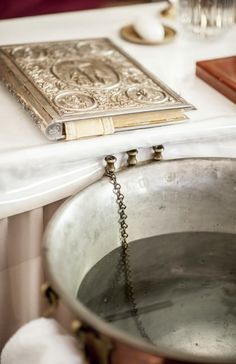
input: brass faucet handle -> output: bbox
[127,149,138,166]
[153,145,164,161]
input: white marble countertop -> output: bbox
[0,3,235,218]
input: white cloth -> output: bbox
[1,318,85,364]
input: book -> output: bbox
[196,56,236,104]
[0,38,193,141]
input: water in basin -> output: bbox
[77,232,236,359]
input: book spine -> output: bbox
[0,51,65,141]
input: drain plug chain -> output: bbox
[105,155,152,343]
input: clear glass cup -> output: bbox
[178,0,235,38]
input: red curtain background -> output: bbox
[0,0,105,19]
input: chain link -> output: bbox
[105,167,152,344]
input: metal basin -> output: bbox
[44,158,236,364]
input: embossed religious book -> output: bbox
[0,38,193,141]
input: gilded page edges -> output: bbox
[64,111,187,140]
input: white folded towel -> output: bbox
[1,318,86,364]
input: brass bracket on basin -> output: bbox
[105,155,117,174]
[41,282,59,317]
[127,149,138,167]
[41,282,113,363]
[72,320,114,364]
[105,145,164,174]
[153,145,164,161]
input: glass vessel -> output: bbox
[178,0,235,38]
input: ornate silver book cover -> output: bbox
[0,38,193,141]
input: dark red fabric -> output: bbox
[0,0,105,19]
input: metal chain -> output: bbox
[105,166,152,344]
